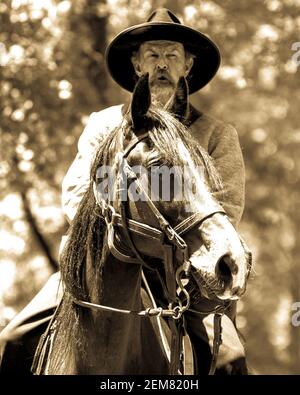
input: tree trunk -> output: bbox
[20,191,58,272]
[84,0,108,104]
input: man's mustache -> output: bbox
[150,71,175,86]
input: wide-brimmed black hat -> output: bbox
[105,8,221,94]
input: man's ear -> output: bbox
[131,73,151,130]
[184,56,194,77]
[131,53,143,77]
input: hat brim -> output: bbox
[105,22,221,94]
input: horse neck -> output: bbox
[88,252,143,310]
[82,252,144,374]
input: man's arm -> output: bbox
[61,105,123,223]
[208,123,245,228]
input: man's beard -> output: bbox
[149,71,176,107]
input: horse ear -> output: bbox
[131,73,151,130]
[168,76,189,123]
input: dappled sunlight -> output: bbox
[0,0,299,374]
[0,231,26,255]
[258,66,279,90]
[0,254,53,328]
[251,128,268,143]
[0,306,17,328]
[58,79,72,100]
[218,65,247,89]
[184,5,197,21]
[269,296,292,362]
[0,194,23,220]
[0,260,16,294]
[256,24,280,42]
[29,255,53,284]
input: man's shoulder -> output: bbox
[90,104,124,123]
[193,110,236,134]
[190,108,240,152]
[82,104,125,138]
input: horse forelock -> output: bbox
[126,107,223,194]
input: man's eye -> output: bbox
[167,53,177,58]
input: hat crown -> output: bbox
[147,8,181,24]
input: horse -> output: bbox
[30,74,251,375]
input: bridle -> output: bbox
[72,130,228,374]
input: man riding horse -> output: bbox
[0,8,249,374]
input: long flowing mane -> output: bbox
[48,106,223,373]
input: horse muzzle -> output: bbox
[189,252,249,302]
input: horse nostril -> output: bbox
[216,255,238,286]
[232,286,244,298]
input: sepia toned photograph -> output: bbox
[0,0,299,379]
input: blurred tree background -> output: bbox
[0,0,299,374]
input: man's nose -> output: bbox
[156,56,168,70]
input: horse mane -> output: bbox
[48,128,118,373]
[48,106,223,373]
[136,107,223,192]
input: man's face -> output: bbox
[131,41,193,106]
